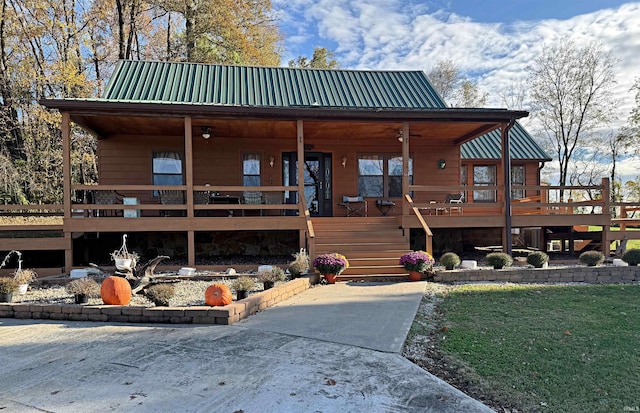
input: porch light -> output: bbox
[201,126,212,139]
[341,156,347,167]
[269,156,275,167]
[437,159,446,169]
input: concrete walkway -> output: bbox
[0,282,492,413]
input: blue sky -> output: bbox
[274,0,640,181]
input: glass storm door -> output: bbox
[283,152,332,217]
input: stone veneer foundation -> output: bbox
[434,265,639,284]
[0,274,319,325]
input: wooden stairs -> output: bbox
[311,217,411,281]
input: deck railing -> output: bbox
[404,194,433,255]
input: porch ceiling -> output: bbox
[68,112,505,143]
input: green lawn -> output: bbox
[588,226,640,250]
[424,284,640,412]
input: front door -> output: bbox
[283,152,332,217]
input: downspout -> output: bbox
[502,120,516,256]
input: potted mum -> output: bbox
[312,253,349,284]
[399,251,434,281]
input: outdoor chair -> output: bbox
[159,190,185,217]
[91,190,123,217]
[263,191,285,215]
[242,191,263,216]
[194,191,210,216]
[444,192,464,215]
[338,195,367,217]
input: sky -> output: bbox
[274,0,640,182]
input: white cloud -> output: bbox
[284,1,640,127]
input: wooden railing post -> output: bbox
[601,177,611,256]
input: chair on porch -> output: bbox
[159,190,185,217]
[263,191,284,215]
[194,191,210,216]
[242,191,263,216]
[339,195,367,217]
[444,192,465,215]
[91,190,123,217]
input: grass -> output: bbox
[427,284,640,412]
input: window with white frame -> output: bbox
[152,152,183,196]
[358,154,412,198]
[243,153,261,186]
[473,165,496,202]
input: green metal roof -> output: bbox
[99,60,549,161]
[461,122,551,161]
[103,60,447,109]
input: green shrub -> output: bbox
[621,249,640,266]
[526,251,549,268]
[144,284,175,306]
[486,252,513,269]
[231,276,255,292]
[579,251,604,266]
[440,252,461,270]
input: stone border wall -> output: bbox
[434,266,639,284]
[0,274,319,325]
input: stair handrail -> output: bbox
[404,194,433,255]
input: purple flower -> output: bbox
[399,251,434,273]
[313,253,349,275]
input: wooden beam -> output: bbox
[402,122,410,217]
[297,120,305,204]
[601,177,611,256]
[501,122,514,255]
[453,123,501,145]
[185,116,194,219]
[62,112,71,220]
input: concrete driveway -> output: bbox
[0,282,491,412]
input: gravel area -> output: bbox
[10,278,278,307]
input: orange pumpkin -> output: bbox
[205,284,233,306]
[100,276,132,305]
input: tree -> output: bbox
[626,77,640,154]
[288,46,339,69]
[426,59,487,107]
[529,40,617,200]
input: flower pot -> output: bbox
[0,292,12,303]
[18,284,28,295]
[74,293,89,304]
[263,281,274,290]
[445,265,454,271]
[115,258,132,270]
[236,290,248,300]
[408,271,422,281]
[323,274,337,284]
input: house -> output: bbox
[16,60,618,277]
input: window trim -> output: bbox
[472,164,497,202]
[357,153,413,198]
[242,152,262,187]
[152,151,184,197]
[511,165,525,200]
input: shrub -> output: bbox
[621,249,640,266]
[0,277,18,294]
[579,251,604,266]
[231,276,256,292]
[486,252,513,269]
[144,284,175,306]
[66,277,100,296]
[289,249,310,277]
[257,267,287,283]
[439,252,461,270]
[526,251,549,268]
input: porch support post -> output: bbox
[185,116,195,266]
[297,120,306,250]
[501,121,515,256]
[62,112,73,272]
[402,122,410,217]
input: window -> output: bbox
[511,165,525,200]
[152,152,183,196]
[473,165,496,202]
[358,154,412,198]
[243,153,261,186]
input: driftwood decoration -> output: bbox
[90,255,170,294]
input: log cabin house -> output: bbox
[3,60,632,278]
